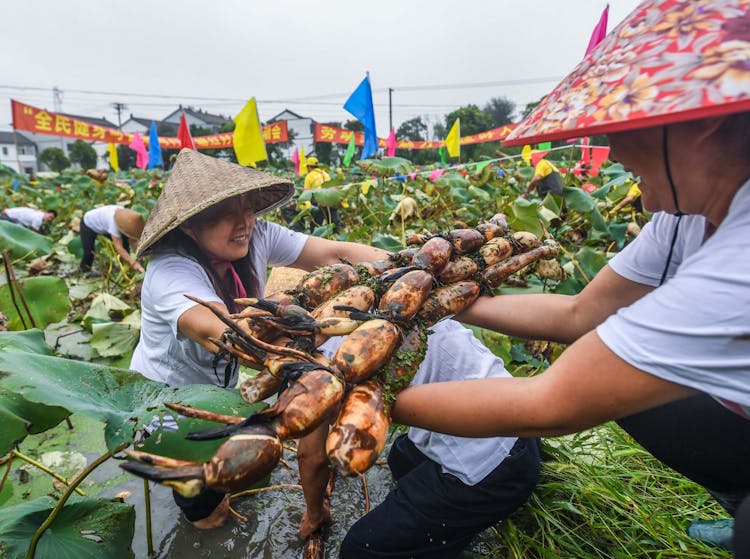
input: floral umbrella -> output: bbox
[504,0,750,146]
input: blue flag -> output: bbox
[344,76,378,160]
[147,121,163,169]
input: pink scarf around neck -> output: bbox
[210,259,247,299]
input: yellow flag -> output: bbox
[445,118,460,158]
[233,97,267,166]
[107,143,119,172]
[521,145,532,166]
[299,146,308,176]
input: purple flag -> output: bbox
[584,4,609,56]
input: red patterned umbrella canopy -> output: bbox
[504,0,750,146]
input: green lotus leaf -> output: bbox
[0,276,70,331]
[0,496,135,559]
[0,220,53,260]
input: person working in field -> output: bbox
[128,150,540,554]
[303,156,342,231]
[0,206,56,232]
[521,157,564,199]
[609,180,643,215]
[79,205,145,273]
[392,2,750,554]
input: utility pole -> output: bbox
[388,88,393,132]
[111,102,127,129]
[53,86,64,150]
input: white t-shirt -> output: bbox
[130,220,308,387]
[83,205,123,237]
[597,179,750,419]
[4,207,45,230]
[319,320,518,486]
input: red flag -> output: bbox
[584,4,609,56]
[177,113,195,150]
[531,150,551,167]
[386,128,396,157]
[581,136,591,165]
[290,148,300,175]
[590,146,610,176]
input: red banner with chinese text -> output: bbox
[313,122,516,150]
[11,100,288,148]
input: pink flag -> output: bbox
[386,128,397,157]
[408,172,417,181]
[290,148,300,175]
[590,146,611,176]
[585,4,609,56]
[129,133,148,170]
[428,169,445,181]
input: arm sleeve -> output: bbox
[146,256,223,338]
[597,217,750,407]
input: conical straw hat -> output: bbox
[137,149,293,255]
[113,208,145,241]
[504,0,750,146]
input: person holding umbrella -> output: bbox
[393,1,750,554]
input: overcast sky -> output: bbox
[0,0,643,138]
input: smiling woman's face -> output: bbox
[181,193,256,262]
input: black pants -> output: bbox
[617,393,750,514]
[309,203,342,233]
[79,219,129,270]
[340,435,540,559]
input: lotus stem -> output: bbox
[229,483,302,500]
[26,442,127,559]
[143,479,154,557]
[11,449,86,496]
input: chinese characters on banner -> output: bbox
[313,122,517,150]
[10,100,288,148]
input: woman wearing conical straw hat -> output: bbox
[129,149,389,530]
[129,150,543,551]
[392,1,750,554]
[79,205,145,273]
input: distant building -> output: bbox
[0,131,38,174]
[162,106,232,133]
[121,115,178,137]
[269,109,314,157]
[25,113,118,170]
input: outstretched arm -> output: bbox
[291,235,391,272]
[112,236,144,272]
[456,264,654,344]
[392,330,696,438]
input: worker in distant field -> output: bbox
[0,206,56,232]
[521,157,564,199]
[79,205,145,273]
[303,156,341,232]
[609,180,644,215]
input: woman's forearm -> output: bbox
[456,293,584,344]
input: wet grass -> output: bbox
[481,423,731,558]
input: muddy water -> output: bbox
[97,438,395,559]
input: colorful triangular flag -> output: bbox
[386,128,396,157]
[585,4,609,56]
[177,113,195,150]
[147,122,163,169]
[299,146,308,176]
[343,134,356,167]
[129,133,148,170]
[233,97,268,166]
[106,143,119,172]
[445,118,460,158]
[343,76,378,159]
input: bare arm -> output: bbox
[291,235,391,272]
[392,330,697,438]
[111,236,144,272]
[177,303,230,353]
[522,174,541,198]
[456,264,654,344]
